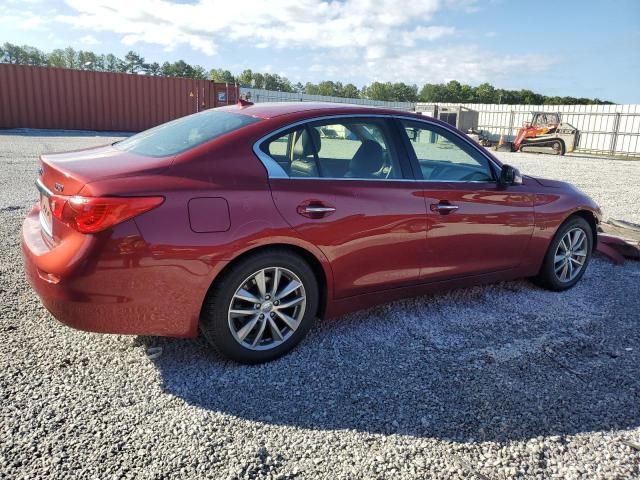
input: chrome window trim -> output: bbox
[252,113,502,182]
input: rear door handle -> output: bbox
[430,202,459,214]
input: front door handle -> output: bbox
[297,202,336,218]
[430,202,459,214]
[300,206,336,213]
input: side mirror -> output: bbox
[499,164,523,186]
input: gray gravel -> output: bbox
[493,150,640,224]
[1,131,639,480]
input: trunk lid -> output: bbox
[38,144,173,196]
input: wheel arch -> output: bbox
[200,242,331,323]
[564,209,598,247]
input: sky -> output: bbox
[1,0,639,103]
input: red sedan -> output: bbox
[22,102,601,363]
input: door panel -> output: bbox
[270,179,427,298]
[396,118,535,281]
[421,182,535,280]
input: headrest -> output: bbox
[293,128,320,158]
[348,140,384,178]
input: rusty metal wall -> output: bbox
[0,64,239,132]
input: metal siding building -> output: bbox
[0,64,239,132]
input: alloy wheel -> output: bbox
[228,267,306,351]
[553,227,588,282]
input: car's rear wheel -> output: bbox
[200,250,318,364]
[534,216,593,291]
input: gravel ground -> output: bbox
[1,131,639,480]
[493,151,640,224]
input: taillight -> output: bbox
[50,195,164,233]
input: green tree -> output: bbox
[304,82,320,95]
[363,82,393,101]
[63,47,78,69]
[104,54,123,72]
[47,49,67,68]
[145,62,161,76]
[1,43,28,63]
[191,65,207,80]
[391,82,418,102]
[123,50,146,73]
[78,50,102,70]
[518,89,544,105]
[316,80,341,97]
[237,69,253,86]
[261,73,292,91]
[419,83,447,102]
[364,81,417,102]
[161,60,200,78]
[443,80,462,102]
[210,68,235,83]
[0,42,23,63]
[474,82,496,103]
[459,83,474,103]
[21,45,47,66]
[342,83,360,98]
[251,72,264,89]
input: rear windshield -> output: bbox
[113,110,260,157]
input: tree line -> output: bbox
[0,42,613,105]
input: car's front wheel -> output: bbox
[200,250,318,364]
[534,216,593,291]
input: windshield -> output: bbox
[114,110,260,157]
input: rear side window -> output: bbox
[114,110,260,157]
[261,119,404,180]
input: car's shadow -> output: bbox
[139,267,639,443]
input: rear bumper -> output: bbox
[21,205,210,338]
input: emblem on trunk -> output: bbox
[54,183,64,193]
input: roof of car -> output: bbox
[218,101,417,120]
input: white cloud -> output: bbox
[44,0,554,85]
[56,0,442,56]
[401,26,456,46]
[0,7,47,31]
[79,34,101,46]
[307,46,557,86]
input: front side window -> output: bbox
[114,110,260,157]
[261,119,404,180]
[400,120,494,182]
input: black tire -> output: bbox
[200,250,318,364]
[533,216,593,291]
[551,140,565,156]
